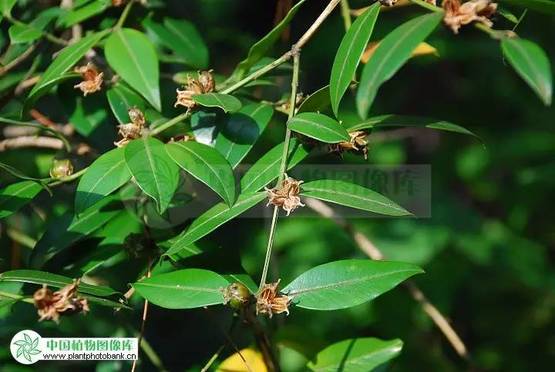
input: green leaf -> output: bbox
[24,73,80,115]
[301,179,411,216]
[215,103,274,168]
[501,37,552,105]
[58,0,110,28]
[0,181,43,219]
[230,0,306,80]
[107,83,147,124]
[133,269,228,309]
[30,197,120,268]
[240,139,309,193]
[298,85,331,113]
[105,28,161,111]
[166,141,236,206]
[75,148,132,214]
[347,114,481,139]
[143,17,209,68]
[192,93,242,113]
[0,269,119,298]
[308,338,403,372]
[28,31,108,104]
[65,93,109,137]
[124,137,180,213]
[283,259,423,310]
[0,0,17,16]
[330,3,380,116]
[164,192,266,257]
[288,112,350,143]
[499,0,555,15]
[9,8,61,44]
[356,13,443,119]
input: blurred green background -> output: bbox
[1,0,554,371]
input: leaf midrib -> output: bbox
[289,117,348,140]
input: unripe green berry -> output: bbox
[223,282,251,309]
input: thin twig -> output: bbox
[304,198,470,360]
[131,258,152,372]
[340,0,352,31]
[0,136,64,151]
[0,44,37,77]
[259,52,300,289]
[116,0,135,29]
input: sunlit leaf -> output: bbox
[308,338,403,372]
[301,179,411,216]
[105,28,161,110]
[133,269,228,309]
[124,137,180,213]
[164,192,266,258]
[283,259,423,310]
[192,93,242,113]
[330,3,380,116]
[501,37,552,105]
[218,348,267,372]
[356,13,442,119]
[288,112,350,143]
[75,147,131,214]
[166,141,236,206]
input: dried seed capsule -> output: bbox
[49,159,74,179]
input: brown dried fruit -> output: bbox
[175,70,215,109]
[329,130,369,159]
[265,175,305,216]
[255,280,291,318]
[74,63,103,96]
[442,0,497,34]
[114,107,145,147]
[33,280,89,323]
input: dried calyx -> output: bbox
[114,107,146,147]
[74,63,103,96]
[33,279,89,323]
[50,159,73,179]
[442,0,497,34]
[329,130,369,159]
[265,174,305,216]
[255,280,291,318]
[175,70,215,109]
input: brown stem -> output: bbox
[244,311,280,372]
[0,44,37,77]
[304,198,470,360]
[0,136,64,151]
[131,258,152,372]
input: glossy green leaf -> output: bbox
[9,8,61,44]
[283,259,423,310]
[133,269,228,309]
[28,31,107,103]
[330,3,380,116]
[58,0,110,27]
[308,338,403,372]
[356,13,443,119]
[30,197,120,268]
[24,73,80,115]
[500,0,555,15]
[501,37,552,105]
[75,148,132,214]
[230,0,306,80]
[215,103,274,168]
[105,28,161,111]
[240,139,309,193]
[347,114,480,139]
[166,141,236,206]
[143,17,208,68]
[124,137,180,213]
[65,94,109,137]
[164,192,266,257]
[0,0,17,16]
[192,93,242,113]
[106,83,147,124]
[301,179,411,216]
[0,181,43,219]
[298,85,331,113]
[288,112,350,143]
[0,269,119,298]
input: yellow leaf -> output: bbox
[361,42,438,63]
[217,348,267,372]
